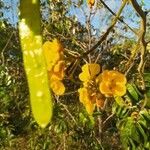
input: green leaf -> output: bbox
[120,107,130,118]
[140,109,150,122]
[130,125,140,143]
[118,117,143,148]
[19,0,53,128]
[144,142,150,149]
[138,115,147,129]
[132,84,143,97]
[136,123,147,143]
[114,96,126,106]
[144,73,150,88]
[112,102,118,114]
[128,138,136,150]
[144,73,150,82]
[79,113,87,125]
[112,102,129,118]
[127,83,139,101]
[145,89,150,108]
[88,115,95,128]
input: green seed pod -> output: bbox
[19,0,52,128]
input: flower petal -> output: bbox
[43,39,64,71]
[79,63,100,82]
[43,39,63,53]
[78,88,90,105]
[50,39,63,52]
[112,84,126,97]
[112,71,127,84]
[101,70,110,81]
[96,74,102,84]
[99,81,113,96]
[88,64,100,78]
[99,70,127,97]
[52,61,65,80]
[85,102,95,115]
[79,72,90,82]
[53,61,65,73]
[50,80,65,95]
[43,43,60,71]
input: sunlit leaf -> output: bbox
[144,73,150,87]
[144,73,150,82]
[114,96,126,106]
[19,0,52,128]
[112,102,129,118]
[127,83,139,101]
[136,123,147,143]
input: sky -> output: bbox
[69,0,150,28]
[0,0,19,26]
[0,0,150,30]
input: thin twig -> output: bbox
[62,90,78,96]
[66,0,127,75]
[99,0,137,35]
[77,0,127,59]
[86,9,92,63]
[1,32,14,65]
[94,52,102,63]
[59,101,78,126]
[125,61,135,76]
[97,107,103,143]
[103,113,115,125]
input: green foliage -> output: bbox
[112,102,130,119]
[127,83,141,102]
[112,74,150,149]
[117,109,150,150]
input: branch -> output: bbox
[99,0,137,35]
[77,0,127,59]
[103,113,115,125]
[86,9,92,63]
[129,0,147,90]
[1,32,14,66]
[59,102,78,126]
[66,0,127,76]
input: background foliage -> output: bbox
[0,0,150,149]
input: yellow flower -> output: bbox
[78,88,90,105]
[99,70,127,97]
[87,0,95,8]
[43,39,63,71]
[50,80,65,95]
[43,39,65,95]
[79,63,100,82]
[96,74,102,84]
[78,63,105,114]
[78,87,95,115]
[51,60,65,80]
[47,61,65,95]
[85,102,95,115]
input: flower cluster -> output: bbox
[78,64,105,115]
[78,63,127,115]
[42,39,127,115]
[43,39,65,95]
